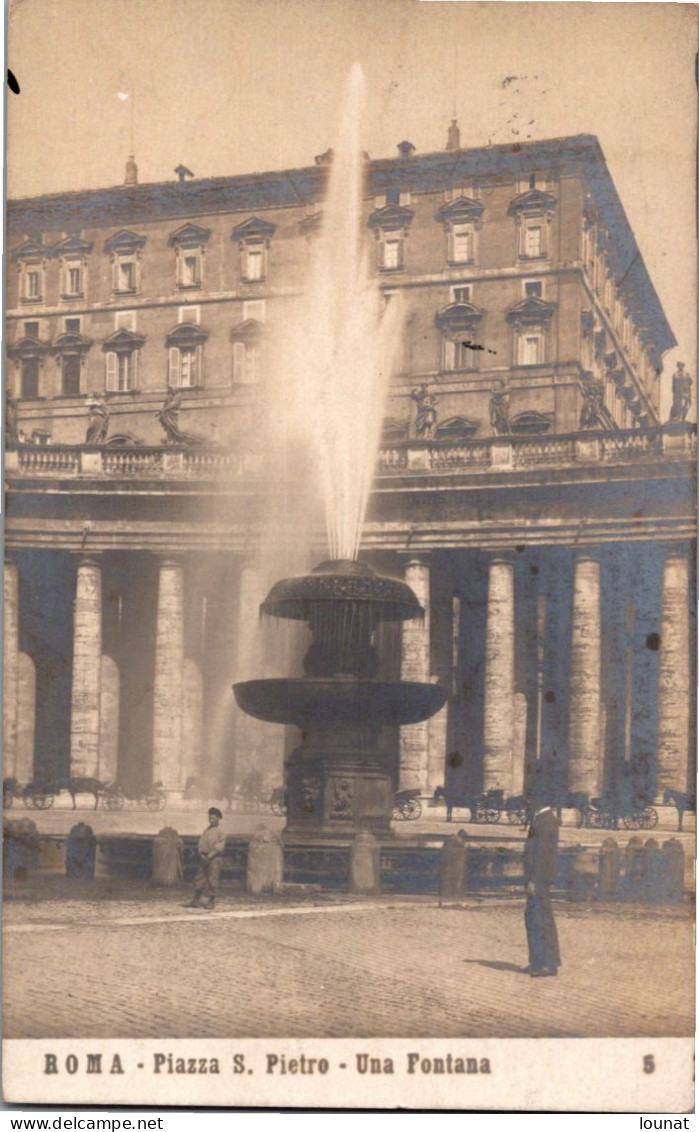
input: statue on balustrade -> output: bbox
[156,388,205,446]
[411,383,438,440]
[669,362,693,422]
[580,380,604,430]
[5,390,18,443]
[84,398,110,444]
[489,385,511,436]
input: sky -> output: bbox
[6,0,697,410]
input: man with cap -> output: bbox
[523,796,561,977]
[185,807,226,910]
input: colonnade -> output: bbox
[2,545,694,802]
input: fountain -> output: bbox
[233,66,448,837]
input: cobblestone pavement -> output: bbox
[3,879,693,1040]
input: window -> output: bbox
[169,345,201,388]
[116,260,136,293]
[63,261,83,297]
[178,306,200,325]
[519,332,543,366]
[26,270,41,300]
[180,254,201,287]
[115,311,137,332]
[381,236,402,271]
[450,223,474,264]
[524,280,543,298]
[451,285,471,304]
[233,340,262,385]
[244,245,264,281]
[64,317,81,334]
[524,224,543,258]
[62,355,81,396]
[106,350,138,392]
[21,358,39,398]
[24,321,40,338]
[232,217,276,285]
[443,337,478,371]
[242,300,266,322]
[169,223,211,291]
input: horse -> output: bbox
[663,789,696,832]
[24,777,106,810]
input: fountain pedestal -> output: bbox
[233,559,446,840]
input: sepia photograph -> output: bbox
[2,0,696,1113]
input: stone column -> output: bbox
[482,557,515,791]
[182,658,204,786]
[657,555,691,796]
[70,556,103,778]
[16,652,36,784]
[3,560,20,778]
[99,655,120,783]
[511,692,528,795]
[399,558,431,792]
[568,555,602,795]
[152,559,184,792]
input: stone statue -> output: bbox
[669,362,693,422]
[85,398,109,444]
[580,381,604,430]
[5,390,18,443]
[155,388,204,446]
[489,387,511,436]
[411,383,438,440]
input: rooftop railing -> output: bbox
[5,424,694,481]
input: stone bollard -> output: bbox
[644,839,663,903]
[439,830,468,900]
[152,827,184,887]
[4,818,39,882]
[247,824,283,896]
[598,838,620,900]
[624,835,645,900]
[66,822,97,880]
[349,830,380,895]
[661,839,685,903]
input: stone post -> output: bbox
[657,555,690,796]
[152,558,184,792]
[568,555,602,795]
[3,560,20,778]
[70,556,103,778]
[482,557,514,791]
[399,558,431,792]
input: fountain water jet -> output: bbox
[234,66,446,836]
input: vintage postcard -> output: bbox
[2,0,696,1114]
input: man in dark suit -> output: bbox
[523,801,561,977]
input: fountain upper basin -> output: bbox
[233,677,447,726]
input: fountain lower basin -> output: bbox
[234,678,446,727]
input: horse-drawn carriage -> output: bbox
[4,776,105,810]
[392,789,422,821]
[566,790,658,831]
[433,787,528,825]
[101,782,167,811]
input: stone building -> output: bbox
[4,131,695,805]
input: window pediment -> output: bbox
[52,332,93,354]
[102,328,146,352]
[382,417,408,442]
[510,411,553,435]
[435,416,480,440]
[508,188,557,216]
[506,296,557,327]
[168,223,212,248]
[232,216,277,243]
[437,196,484,224]
[8,335,51,358]
[230,318,264,342]
[53,234,94,256]
[104,229,147,254]
[166,322,209,347]
[368,203,414,231]
[12,238,50,262]
[435,301,485,331]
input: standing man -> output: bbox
[523,799,561,977]
[185,807,226,910]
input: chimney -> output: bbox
[397,140,416,158]
[174,164,195,183]
[124,154,138,186]
[446,119,461,152]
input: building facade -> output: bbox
[4,132,695,805]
